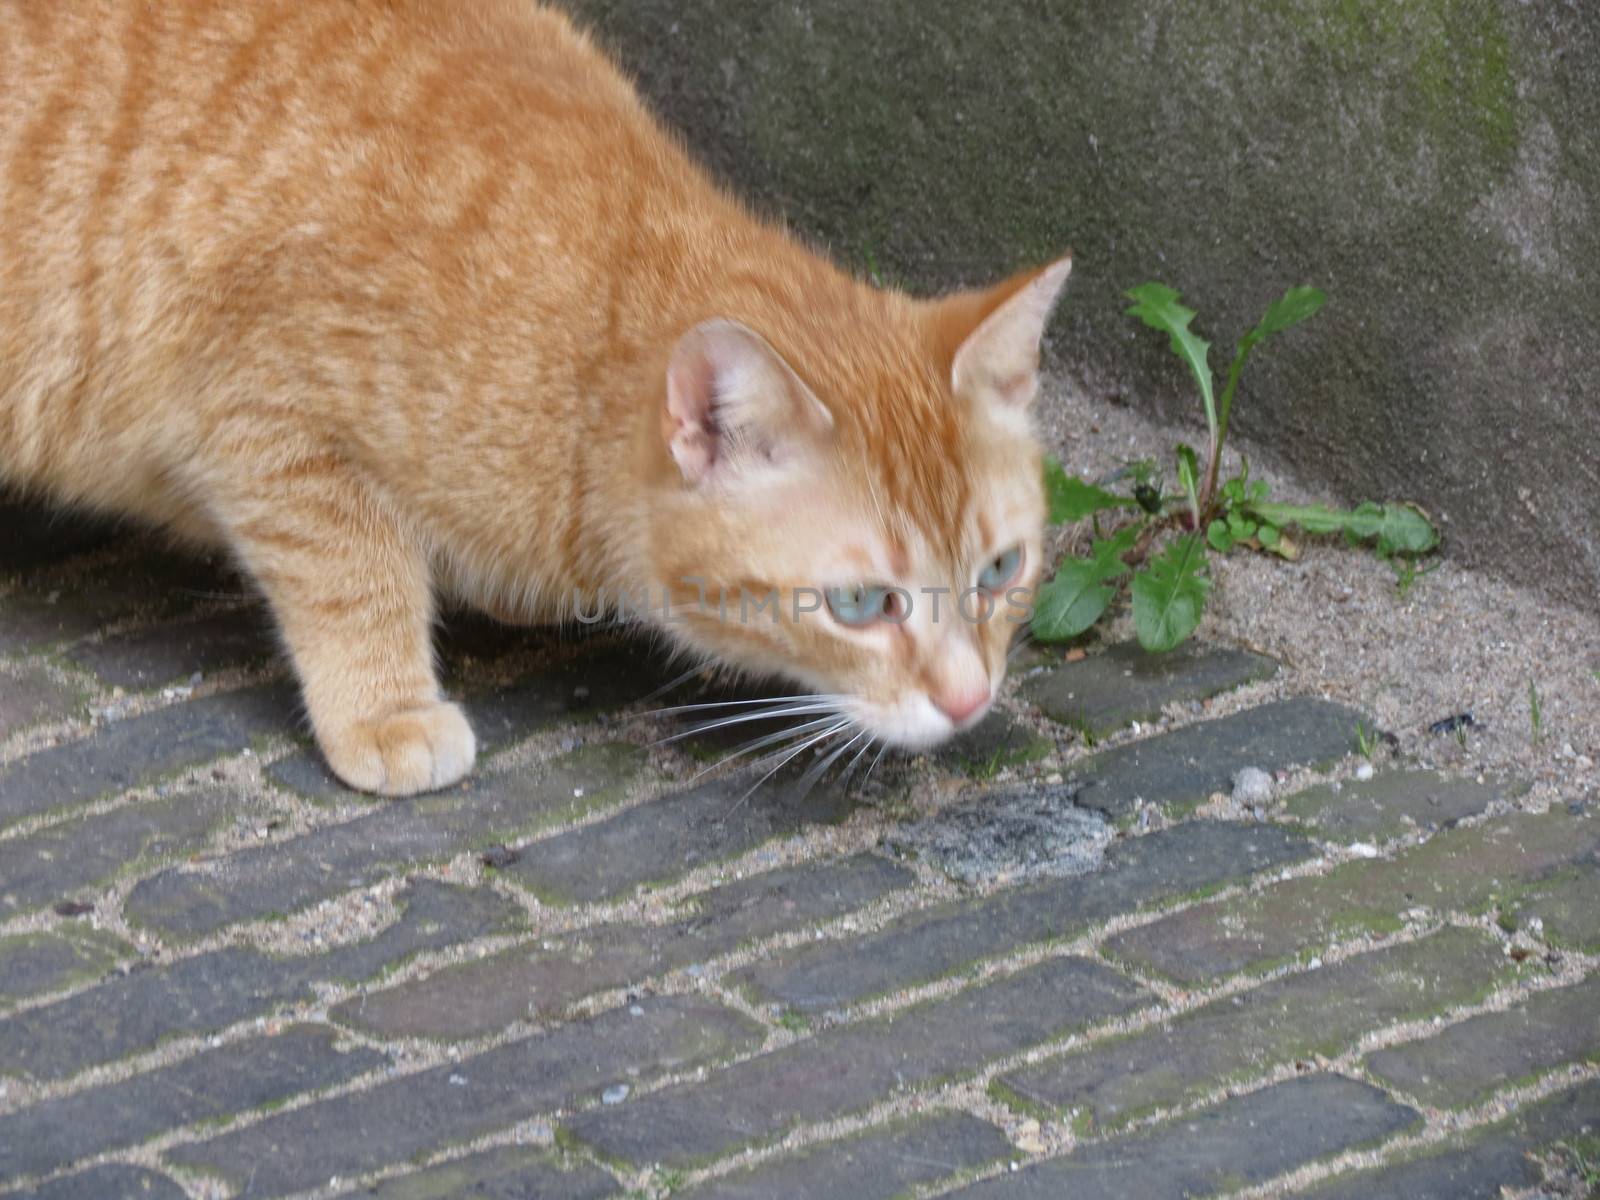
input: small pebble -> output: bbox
[1354,762,1375,782]
[602,1083,630,1105]
[1231,767,1274,806]
[448,1073,467,1087]
[629,1004,645,1017]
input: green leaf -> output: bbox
[1126,283,1216,439]
[1044,457,1134,524]
[1245,500,1439,554]
[1175,443,1200,513]
[1131,535,1210,652]
[1032,527,1138,643]
[1207,519,1234,553]
[1257,523,1281,549]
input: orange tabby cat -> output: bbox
[0,0,1070,796]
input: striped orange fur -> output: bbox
[0,0,1070,795]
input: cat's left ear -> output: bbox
[931,254,1073,419]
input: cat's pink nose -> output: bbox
[933,687,990,728]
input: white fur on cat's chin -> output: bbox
[845,689,994,752]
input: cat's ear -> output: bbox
[931,254,1073,417]
[664,319,834,487]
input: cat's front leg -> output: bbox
[210,445,475,796]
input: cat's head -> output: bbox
[641,256,1071,751]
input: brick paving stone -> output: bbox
[1107,806,1600,985]
[66,610,277,691]
[887,782,1112,886]
[505,771,861,906]
[1363,975,1600,1108]
[362,1146,621,1200]
[0,880,518,1082]
[0,929,128,1011]
[0,685,295,830]
[998,928,1510,1128]
[166,996,763,1197]
[735,822,1312,1014]
[26,1165,188,1200]
[1505,858,1600,953]
[0,1025,386,1181]
[1282,769,1511,843]
[566,957,1148,1169]
[127,744,647,938]
[684,1111,1016,1199]
[938,713,1053,775]
[944,1075,1419,1199]
[1066,698,1365,818]
[0,785,269,916]
[0,549,237,656]
[1298,1077,1600,1199]
[1021,639,1277,740]
[335,855,913,1040]
[0,663,84,738]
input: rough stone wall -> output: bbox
[565,0,1599,611]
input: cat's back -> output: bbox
[0,0,671,501]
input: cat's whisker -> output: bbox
[633,694,844,720]
[722,719,852,818]
[794,727,867,801]
[863,742,892,785]
[689,717,841,781]
[654,702,843,746]
[837,734,877,791]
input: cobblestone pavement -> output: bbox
[1,504,1597,1199]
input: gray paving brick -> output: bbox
[362,1146,620,1200]
[0,929,128,1011]
[1283,769,1512,843]
[1022,640,1277,739]
[1066,698,1365,818]
[946,1075,1419,1199]
[685,1111,1016,1199]
[0,663,84,738]
[1504,857,1600,953]
[887,782,1112,885]
[0,785,268,916]
[1299,1078,1600,1199]
[505,770,861,906]
[0,881,518,1082]
[0,685,295,830]
[166,996,763,1197]
[735,822,1312,1013]
[25,1165,188,1200]
[1107,806,1600,985]
[566,957,1148,1169]
[128,744,647,938]
[0,1025,385,1180]
[66,610,276,691]
[1364,976,1600,1108]
[938,713,1054,776]
[335,855,914,1040]
[999,928,1511,1128]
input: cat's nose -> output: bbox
[932,686,991,728]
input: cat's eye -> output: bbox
[978,546,1024,592]
[825,584,904,628]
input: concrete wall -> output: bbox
[566,0,1599,612]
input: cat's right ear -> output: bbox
[664,319,834,487]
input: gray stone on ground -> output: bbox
[1283,769,1514,843]
[685,1111,1015,1199]
[26,1165,188,1200]
[944,1075,1418,1198]
[938,712,1054,775]
[0,1025,386,1179]
[887,782,1111,884]
[167,996,763,1197]
[1022,640,1277,739]
[0,929,127,1011]
[1363,975,1600,1108]
[334,855,913,1040]
[998,927,1510,1128]
[361,1145,620,1200]
[66,610,275,691]
[1067,698,1365,818]
[0,662,83,737]
[1301,1077,1600,1199]
[127,744,646,937]
[566,957,1148,1169]
[734,822,1312,1013]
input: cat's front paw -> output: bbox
[321,701,477,796]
